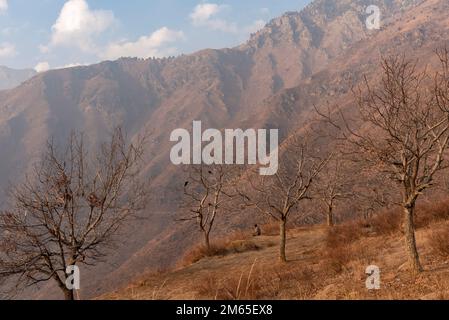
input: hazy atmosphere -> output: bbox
[1,0,449,309]
[0,0,310,70]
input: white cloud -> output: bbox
[0,0,8,13]
[41,1,184,63]
[47,0,116,53]
[189,3,265,36]
[58,62,86,69]
[190,3,224,23]
[35,62,50,73]
[190,3,238,33]
[34,62,88,72]
[102,27,185,60]
[0,42,16,58]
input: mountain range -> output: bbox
[0,0,448,298]
[0,66,36,91]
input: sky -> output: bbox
[0,0,311,71]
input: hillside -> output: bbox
[1,0,449,299]
[102,202,449,300]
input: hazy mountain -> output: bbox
[1,0,447,298]
[0,66,36,91]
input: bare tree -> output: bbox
[317,51,449,273]
[241,138,329,262]
[316,157,353,227]
[0,128,147,299]
[182,165,237,250]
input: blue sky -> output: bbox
[0,0,311,71]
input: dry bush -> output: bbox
[259,221,280,236]
[182,242,230,266]
[416,200,449,228]
[369,208,402,236]
[354,199,449,237]
[324,220,369,273]
[428,224,449,258]
[195,262,320,300]
[182,238,260,266]
[325,244,354,274]
[195,276,221,299]
[195,260,263,300]
[275,265,318,299]
[326,221,364,247]
[323,209,402,273]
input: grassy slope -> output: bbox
[101,218,449,300]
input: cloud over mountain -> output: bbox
[102,27,185,60]
[43,0,116,53]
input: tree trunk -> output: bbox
[327,206,334,227]
[62,287,75,301]
[279,219,287,263]
[56,275,75,301]
[403,205,423,274]
[204,231,211,251]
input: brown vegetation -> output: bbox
[318,49,449,274]
[102,198,449,300]
[0,128,147,300]
[181,236,262,266]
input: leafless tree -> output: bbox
[0,128,148,299]
[317,50,449,273]
[241,138,330,262]
[182,165,238,250]
[316,157,353,227]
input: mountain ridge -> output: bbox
[0,66,36,91]
[0,0,446,299]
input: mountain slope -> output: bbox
[110,0,449,298]
[102,217,449,300]
[1,0,447,299]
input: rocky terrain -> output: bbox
[0,0,448,298]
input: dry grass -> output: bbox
[195,259,321,300]
[416,200,449,228]
[180,225,283,267]
[428,224,449,258]
[369,208,402,235]
[181,234,261,266]
[323,201,449,274]
[324,220,365,273]
[259,221,280,236]
[102,198,449,301]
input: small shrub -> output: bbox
[428,225,449,258]
[181,238,260,266]
[259,221,280,236]
[195,261,264,300]
[325,244,354,274]
[416,200,449,228]
[195,263,320,300]
[369,208,401,235]
[326,221,364,247]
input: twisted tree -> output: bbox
[0,128,148,299]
